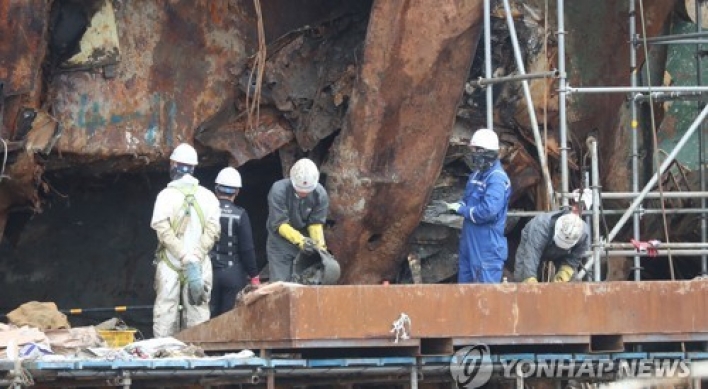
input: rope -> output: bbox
[639,0,686,354]
[543,0,550,211]
[638,0,675,281]
[245,0,267,131]
[390,313,411,343]
[0,138,8,184]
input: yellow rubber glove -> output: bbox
[523,277,538,283]
[307,224,327,250]
[553,265,574,283]
[278,223,306,249]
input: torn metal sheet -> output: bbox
[195,108,294,167]
[49,1,252,159]
[62,0,120,70]
[323,0,484,284]
[0,0,50,96]
[177,281,708,351]
[247,18,364,152]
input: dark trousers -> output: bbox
[210,262,248,317]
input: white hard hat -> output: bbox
[553,213,584,250]
[170,143,198,165]
[290,158,319,193]
[469,128,500,150]
[215,167,242,189]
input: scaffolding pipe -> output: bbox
[469,70,559,87]
[484,0,493,131]
[583,169,592,280]
[606,243,708,249]
[502,0,555,207]
[566,86,708,94]
[410,366,418,389]
[578,103,708,279]
[507,208,708,218]
[646,39,708,45]
[634,91,708,103]
[581,249,708,257]
[557,0,569,208]
[640,31,708,44]
[630,0,641,282]
[607,104,708,242]
[598,191,708,199]
[697,0,708,277]
[590,137,601,281]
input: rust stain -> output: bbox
[324,0,484,284]
[51,0,250,159]
[0,0,50,96]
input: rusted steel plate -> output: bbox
[0,0,50,96]
[195,108,294,167]
[323,0,484,284]
[49,0,251,158]
[178,281,708,350]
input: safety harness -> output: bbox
[211,201,243,269]
[155,185,206,285]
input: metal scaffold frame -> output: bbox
[480,0,708,282]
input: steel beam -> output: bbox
[177,282,708,351]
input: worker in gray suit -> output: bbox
[266,158,329,282]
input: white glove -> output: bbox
[446,202,462,213]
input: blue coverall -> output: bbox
[456,160,512,283]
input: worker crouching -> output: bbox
[513,194,590,283]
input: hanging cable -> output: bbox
[245,0,267,131]
[639,0,675,281]
[543,0,550,211]
[0,137,8,184]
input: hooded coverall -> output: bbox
[151,174,221,338]
[513,210,591,282]
[209,199,258,317]
[266,178,329,282]
[456,159,511,283]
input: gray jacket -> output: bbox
[266,178,329,246]
[513,211,590,281]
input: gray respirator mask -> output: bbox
[170,163,195,180]
[469,149,498,171]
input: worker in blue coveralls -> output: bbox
[441,128,511,283]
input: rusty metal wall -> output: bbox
[0,0,50,97]
[48,0,363,163]
[49,1,250,159]
[323,0,484,285]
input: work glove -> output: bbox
[250,276,261,286]
[553,265,574,283]
[184,261,206,305]
[522,277,538,283]
[308,224,327,250]
[431,200,462,216]
[446,202,462,213]
[299,237,318,255]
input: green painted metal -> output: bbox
[657,16,708,170]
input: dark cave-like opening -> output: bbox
[0,153,282,336]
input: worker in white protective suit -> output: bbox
[151,143,221,338]
[266,158,329,282]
